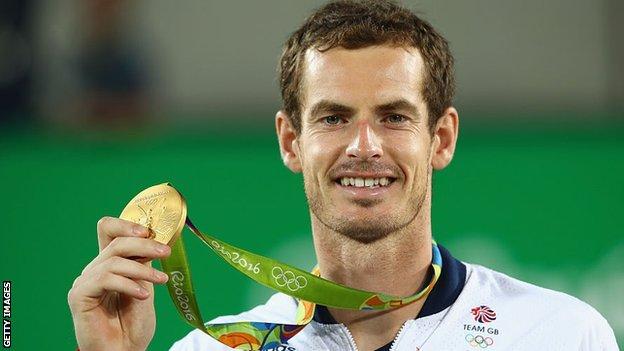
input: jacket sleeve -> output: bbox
[578,310,619,351]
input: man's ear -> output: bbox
[275,110,302,173]
[431,107,459,170]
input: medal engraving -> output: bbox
[119,183,187,245]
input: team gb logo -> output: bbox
[471,305,497,323]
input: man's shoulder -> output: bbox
[169,292,298,351]
[462,262,616,342]
[465,261,598,314]
[417,262,619,350]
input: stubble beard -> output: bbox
[305,167,431,244]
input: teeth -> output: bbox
[338,177,392,188]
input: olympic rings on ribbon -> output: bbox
[271,266,308,292]
[465,334,494,348]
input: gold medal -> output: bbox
[119,183,187,245]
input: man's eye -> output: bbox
[323,115,342,125]
[386,114,406,124]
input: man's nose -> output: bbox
[346,120,383,161]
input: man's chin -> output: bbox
[331,211,406,243]
[311,205,411,243]
[335,220,397,243]
[349,197,383,208]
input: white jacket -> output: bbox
[170,246,619,351]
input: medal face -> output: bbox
[119,183,187,245]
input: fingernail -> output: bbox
[133,226,147,236]
[138,287,149,297]
[155,244,169,254]
[156,271,169,282]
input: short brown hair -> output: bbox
[278,0,455,133]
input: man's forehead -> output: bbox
[301,45,426,108]
[304,45,424,78]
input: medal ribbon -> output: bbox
[160,217,442,350]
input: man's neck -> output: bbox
[310,205,433,350]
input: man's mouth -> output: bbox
[336,176,396,188]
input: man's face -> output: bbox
[293,45,434,243]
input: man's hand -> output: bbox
[68,217,172,351]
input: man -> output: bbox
[68,1,619,350]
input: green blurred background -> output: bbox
[0,0,623,350]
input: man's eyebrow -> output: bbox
[307,99,421,119]
[375,99,420,118]
[308,100,355,118]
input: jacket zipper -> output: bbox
[342,321,408,351]
[388,322,408,351]
[343,325,360,351]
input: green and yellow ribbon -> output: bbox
[160,217,442,350]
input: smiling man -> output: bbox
[68,1,619,350]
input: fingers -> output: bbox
[97,216,150,252]
[105,256,169,284]
[82,236,170,274]
[67,216,173,316]
[76,271,151,301]
[70,257,169,304]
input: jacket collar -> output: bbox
[314,244,466,323]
